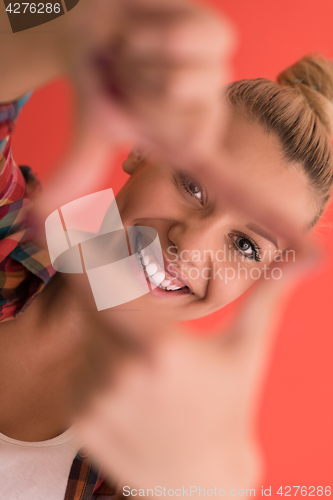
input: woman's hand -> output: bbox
[74,243,317,496]
[34,0,235,217]
[1,0,234,151]
[68,0,236,153]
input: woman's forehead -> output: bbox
[222,112,285,165]
[216,113,318,230]
[137,112,317,231]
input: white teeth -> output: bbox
[142,255,150,266]
[137,239,187,292]
[151,271,165,285]
[146,263,158,276]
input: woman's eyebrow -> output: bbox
[245,223,279,249]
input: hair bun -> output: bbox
[277,54,333,138]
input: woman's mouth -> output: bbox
[135,232,192,295]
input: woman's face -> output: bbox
[116,113,316,322]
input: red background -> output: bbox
[11,0,333,494]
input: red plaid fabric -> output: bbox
[1,96,124,498]
[64,453,123,500]
[0,95,55,321]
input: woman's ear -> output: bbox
[122,146,144,175]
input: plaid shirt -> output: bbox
[65,452,121,500]
[0,94,55,321]
[0,96,122,498]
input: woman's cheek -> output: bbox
[118,173,182,221]
[206,260,260,309]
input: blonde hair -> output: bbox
[226,54,333,225]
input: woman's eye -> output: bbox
[180,176,205,205]
[228,233,262,262]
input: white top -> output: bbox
[0,427,79,500]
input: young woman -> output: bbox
[0,52,332,498]
[0,8,332,495]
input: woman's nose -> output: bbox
[167,219,218,268]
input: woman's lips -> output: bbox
[134,231,194,298]
[148,281,192,299]
[147,254,194,299]
[162,255,194,292]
